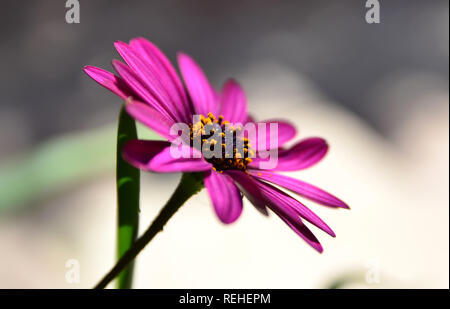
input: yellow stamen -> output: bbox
[189,113,254,172]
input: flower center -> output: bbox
[189,113,253,172]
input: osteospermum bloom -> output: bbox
[84,38,348,252]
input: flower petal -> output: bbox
[148,144,211,172]
[254,178,335,237]
[227,171,327,252]
[129,38,193,123]
[228,171,335,237]
[250,137,328,171]
[113,60,176,122]
[247,120,297,151]
[225,171,269,215]
[177,52,218,116]
[123,139,210,173]
[249,170,349,209]
[219,79,248,124]
[122,139,171,170]
[115,41,188,123]
[204,170,243,224]
[83,66,135,99]
[277,213,323,253]
[125,100,174,140]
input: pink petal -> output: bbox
[204,170,243,224]
[246,114,256,123]
[123,139,210,173]
[129,38,193,123]
[114,41,188,123]
[148,144,211,172]
[249,170,349,209]
[83,66,135,100]
[228,171,334,235]
[277,213,323,253]
[122,140,171,170]
[225,171,269,215]
[125,100,175,140]
[177,52,218,116]
[248,120,297,151]
[219,79,248,124]
[252,177,335,237]
[113,60,176,122]
[227,171,328,252]
[250,137,328,171]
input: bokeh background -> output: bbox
[0,0,448,288]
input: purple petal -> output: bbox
[125,100,175,140]
[114,41,188,123]
[251,177,335,237]
[129,38,193,123]
[246,114,256,123]
[225,171,269,215]
[113,60,176,122]
[250,137,328,171]
[83,66,135,99]
[122,140,171,170]
[204,170,243,224]
[277,213,323,253]
[123,139,210,173]
[219,79,248,124]
[249,170,349,209]
[227,171,328,252]
[148,144,211,172]
[177,52,218,116]
[248,120,297,151]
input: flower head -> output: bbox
[84,38,349,252]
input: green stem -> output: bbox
[116,107,140,289]
[94,172,204,289]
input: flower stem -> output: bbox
[116,107,140,289]
[94,172,204,289]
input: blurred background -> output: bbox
[0,0,448,288]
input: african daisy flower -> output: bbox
[84,37,348,253]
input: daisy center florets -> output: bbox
[189,113,254,172]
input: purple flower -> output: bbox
[84,38,349,252]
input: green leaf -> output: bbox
[116,106,140,289]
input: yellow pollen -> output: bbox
[189,113,254,172]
